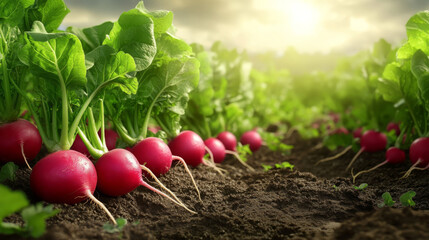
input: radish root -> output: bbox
[315,146,352,165]
[351,160,387,183]
[401,160,424,179]
[20,142,32,170]
[225,150,255,171]
[172,155,202,202]
[345,148,364,172]
[139,180,197,214]
[86,190,117,225]
[140,165,184,205]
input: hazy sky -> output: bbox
[62,0,429,54]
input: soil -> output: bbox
[2,132,429,240]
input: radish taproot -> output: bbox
[204,137,254,171]
[169,131,226,175]
[240,130,262,152]
[131,137,201,200]
[0,119,42,169]
[95,149,196,213]
[401,137,429,178]
[352,147,405,183]
[30,150,117,224]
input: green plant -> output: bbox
[261,162,294,172]
[0,184,59,238]
[0,162,18,182]
[378,192,395,208]
[103,218,127,233]
[399,191,416,207]
[353,183,368,190]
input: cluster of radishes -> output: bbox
[315,120,429,182]
[0,118,262,224]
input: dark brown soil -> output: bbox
[2,132,429,240]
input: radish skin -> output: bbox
[30,150,117,224]
[386,122,400,136]
[217,131,237,152]
[240,130,262,152]
[0,119,42,168]
[169,131,206,167]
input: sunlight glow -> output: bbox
[288,1,320,36]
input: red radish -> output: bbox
[148,126,161,134]
[104,129,119,150]
[169,131,226,175]
[240,130,262,152]
[353,127,363,139]
[386,122,400,136]
[329,112,340,123]
[131,137,201,200]
[95,149,196,213]
[401,137,429,178]
[71,134,91,157]
[346,130,387,171]
[204,138,226,164]
[30,150,116,224]
[352,147,405,182]
[204,137,255,171]
[169,131,206,167]
[0,119,42,169]
[217,131,237,152]
[330,127,349,135]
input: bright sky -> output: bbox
[62,0,429,54]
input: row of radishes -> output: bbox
[315,121,429,182]
[0,118,262,224]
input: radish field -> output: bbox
[2,1,429,239]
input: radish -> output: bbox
[346,130,387,171]
[104,129,119,150]
[401,137,429,178]
[204,137,254,171]
[95,149,196,213]
[330,127,349,135]
[148,126,161,134]
[131,137,201,200]
[217,131,237,152]
[240,130,262,152]
[169,131,226,175]
[316,130,387,170]
[353,127,363,139]
[30,150,117,224]
[71,134,91,157]
[352,147,405,183]
[386,122,400,136]
[0,119,42,169]
[204,138,226,164]
[329,112,340,123]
